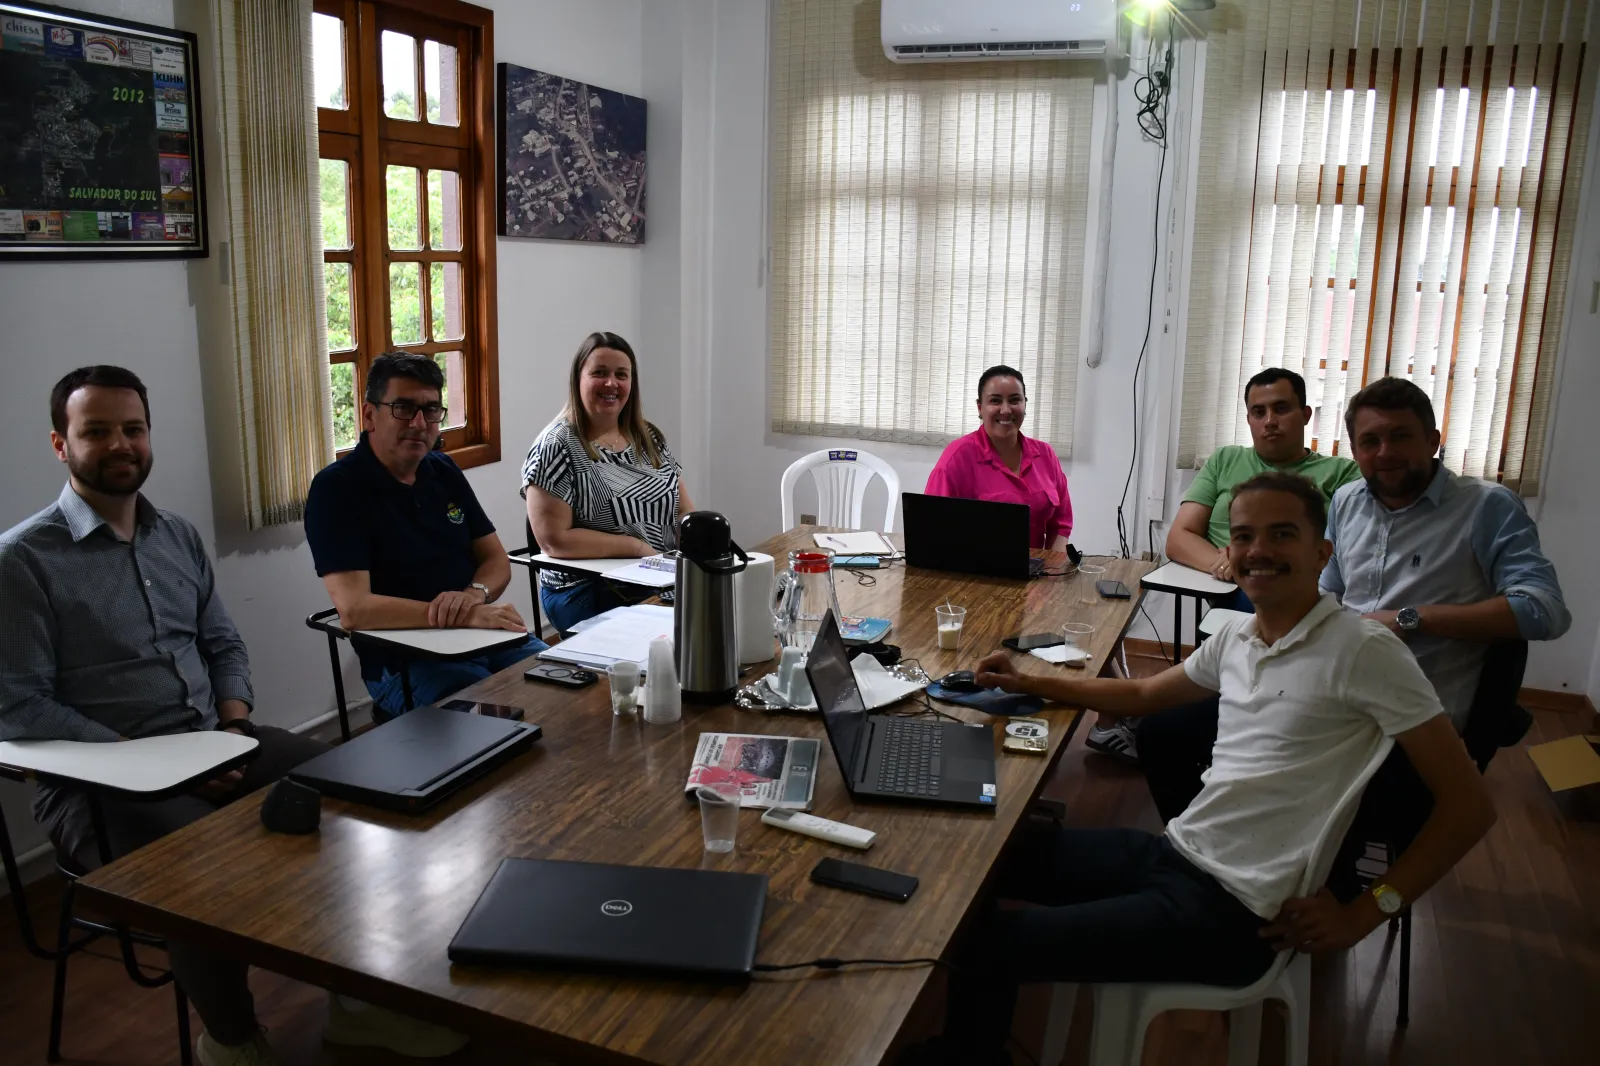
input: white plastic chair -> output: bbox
[1038,735,1396,1066]
[779,448,901,533]
[1199,608,1251,640]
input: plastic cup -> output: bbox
[696,784,740,853]
[608,661,640,717]
[1062,621,1096,656]
[1077,564,1107,606]
[935,605,967,653]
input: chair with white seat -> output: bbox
[779,448,901,533]
[1198,608,1250,641]
[1037,734,1396,1066]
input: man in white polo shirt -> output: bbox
[900,472,1496,1066]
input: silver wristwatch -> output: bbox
[469,582,490,602]
[1396,606,1421,633]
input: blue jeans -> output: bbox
[364,634,548,720]
[540,576,656,635]
[1218,586,1256,613]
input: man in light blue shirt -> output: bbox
[1322,376,1570,732]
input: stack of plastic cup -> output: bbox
[644,636,682,724]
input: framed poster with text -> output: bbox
[0,1,206,260]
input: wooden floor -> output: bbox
[2,700,1596,1066]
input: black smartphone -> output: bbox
[439,699,526,721]
[524,663,599,688]
[1002,632,1066,652]
[810,858,919,902]
[1097,579,1132,600]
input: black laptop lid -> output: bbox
[448,858,767,980]
[901,492,1032,578]
[805,610,869,785]
[290,707,525,794]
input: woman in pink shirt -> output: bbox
[924,365,1073,549]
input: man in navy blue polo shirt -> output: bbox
[305,352,545,720]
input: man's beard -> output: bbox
[1365,464,1431,500]
[68,449,152,496]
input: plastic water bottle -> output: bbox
[644,637,682,724]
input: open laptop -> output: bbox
[289,706,540,813]
[901,492,1042,579]
[448,858,766,981]
[805,610,998,810]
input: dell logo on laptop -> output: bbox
[600,899,633,917]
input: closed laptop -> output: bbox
[448,858,767,981]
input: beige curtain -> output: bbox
[769,0,1094,454]
[1179,0,1594,495]
[213,0,334,527]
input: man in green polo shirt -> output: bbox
[1087,368,1358,764]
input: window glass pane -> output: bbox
[389,262,423,344]
[381,30,417,120]
[312,13,346,110]
[324,261,354,351]
[430,262,463,341]
[319,159,350,250]
[434,351,466,429]
[424,40,459,126]
[427,170,461,250]
[329,361,358,450]
[386,165,420,249]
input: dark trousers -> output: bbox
[943,824,1276,1057]
[1137,698,1221,824]
[35,726,329,1045]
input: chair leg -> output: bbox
[401,663,415,711]
[1088,985,1141,1066]
[1397,907,1412,1028]
[1284,955,1312,1066]
[175,981,194,1066]
[1039,983,1078,1066]
[326,631,350,741]
[1225,1001,1263,1066]
[48,883,76,1064]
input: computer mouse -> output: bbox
[937,670,981,692]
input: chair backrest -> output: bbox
[1461,640,1530,771]
[1300,735,1397,896]
[779,449,902,533]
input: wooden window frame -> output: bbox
[314,0,499,469]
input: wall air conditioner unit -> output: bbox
[882,0,1121,63]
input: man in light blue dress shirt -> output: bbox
[1322,376,1571,732]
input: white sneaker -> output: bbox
[1086,721,1139,764]
[196,1030,285,1066]
[324,995,471,1057]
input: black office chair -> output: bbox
[505,518,546,638]
[1353,640,1531,1027]
[0,781,193,1065]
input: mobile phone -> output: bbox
[834,555,882,569]
[1002,632,1066,652]
[810,858,919,902]
[1097,579,1131,600]
[439,699,526,721]
[523,663,599,688]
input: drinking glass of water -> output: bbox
[696,784,740,853]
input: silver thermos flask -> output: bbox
[673,511,749,702]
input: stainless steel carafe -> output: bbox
[673,511,749,702]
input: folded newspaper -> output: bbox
[683,733,821,810]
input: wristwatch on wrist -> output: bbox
[469,582,491,602]
[1396,606,1421,633]
[1372,883,1405,915]
[217,717,256,738]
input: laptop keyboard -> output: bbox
[875,719,943,796]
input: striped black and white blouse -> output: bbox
[520,418,683,589]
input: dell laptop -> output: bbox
[448,858,767,981]
[901,492,1042,579]
[805,610,998,810]
[289,706,540,813]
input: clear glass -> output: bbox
[423,39,459,126]
[386,165,421,249]
[696,784,740,853]
[329,361,357,450]
[429,262,463,340]
[388,262,423,344]
[381,30,417,120]
[935,605,966,654]
[319,158,350,250]
[323,261,354,351]
[433,351,466,429]
[427,169,462,249]
[609,660,640,716]
[311,13,346,110]
[1077,564,1107,606]
[1061,622,1095,658]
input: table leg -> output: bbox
[1172,595,1183,665]
[401,664,415,711]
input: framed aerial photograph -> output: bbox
[497,62,646,245]
[0,1,207,260]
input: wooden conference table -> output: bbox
[79,529,1153,1066]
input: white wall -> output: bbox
[0,0,646,874]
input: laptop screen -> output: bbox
[804,610,868,783]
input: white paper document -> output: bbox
[594,554,678,588]
[811,531,896,555]
[540,605,676,670]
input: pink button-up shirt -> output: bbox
[924,429,1074,549]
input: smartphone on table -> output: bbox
[439,699,526,721]
[1002,632,1066,652]
[810,858,919,902]
[523,663,599,688]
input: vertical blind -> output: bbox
[769,0,1094,454]
[1180,0,1594,495]
[214,0,334,528]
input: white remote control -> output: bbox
[760,808,877,849]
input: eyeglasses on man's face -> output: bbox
[375,399,448,424]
